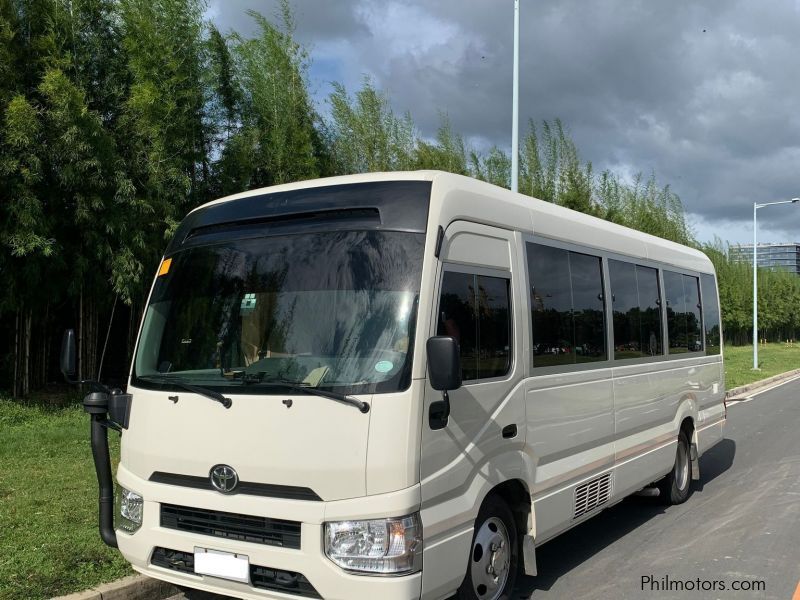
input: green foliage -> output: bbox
[223,5,320,188]
[700,237,800,344]
[413,114,469,175]
[520,119,594,213]
[327,77,416,173]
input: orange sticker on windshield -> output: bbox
[158,258,172,276]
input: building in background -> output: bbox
[730,243,800,275]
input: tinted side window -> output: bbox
[438,272,478,380]
[684,275,702,352]
[637,266,663,357]
[664,271,703,353]
[609,260,642,359]
[529,244,574,366]
[701,274,721,355]
[477,276,512,378]
[664,271,687,354]
[528,243,606,367]
[570,252,606,363]
[610,261,665,360]
[437,272,511,380]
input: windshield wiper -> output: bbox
[239,375,370,414]
[139,375,232,409]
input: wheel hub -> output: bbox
[470,517,510,600]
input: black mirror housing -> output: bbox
[426,336,462,391]
[60,329,77,379]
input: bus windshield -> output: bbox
[133,230,425,395]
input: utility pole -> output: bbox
[511,0,520,193]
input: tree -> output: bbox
[327,77,416,174]
[222,5,320,188]
[413,114,469,175]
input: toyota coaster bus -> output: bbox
[63,171,726,600]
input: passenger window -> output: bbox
[437,271,511,381]
[664,271,703,353]
[609,260,663,359]
[701,274,721,355]
[569,252,606,363]
[684,275,702,352]
[477,275,512,378]
[638,266,664,356]
[528,243,606,367]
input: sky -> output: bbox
[207,0,800,246]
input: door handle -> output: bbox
[502,424,517,439]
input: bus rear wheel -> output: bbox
[658,429,692,504]
[457,494,519,600]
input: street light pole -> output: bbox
[511,0,520,193]
[752,198,800,370]
[752,202,758,370]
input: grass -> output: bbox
[724,342,800,389]
[0,397,131,600]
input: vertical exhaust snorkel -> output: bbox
[61,329,132,548]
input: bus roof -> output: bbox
[192,170,713,275]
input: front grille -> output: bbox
[160,504,301,549]
[251,565,321,598]
[150,547,321,598]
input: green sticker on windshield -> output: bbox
[375,360,393,373]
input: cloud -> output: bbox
[208,0,800,244]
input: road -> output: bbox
[167,379,800,600]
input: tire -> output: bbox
[657,429,692,505]
[456,495,520,600]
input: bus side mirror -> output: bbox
[427,336,461,431]
[61,329,77,380]
[426,336,462,391]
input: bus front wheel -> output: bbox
[457,494,520,600]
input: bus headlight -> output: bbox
[116,486,143,533]
[324,513,422,574]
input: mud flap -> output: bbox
[522,534,537,576]
[690,442,700,481]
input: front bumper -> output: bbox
[116,465,423,600]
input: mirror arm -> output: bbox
[63,374,111,395]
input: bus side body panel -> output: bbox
[525,371,615,543]
[418,218,529,600]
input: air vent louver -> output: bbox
[574,473,612,519]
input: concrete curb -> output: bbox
[51,575,178,600]
[725,367,800,399]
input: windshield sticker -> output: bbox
[375,360,394,373]
[240,293,257,315]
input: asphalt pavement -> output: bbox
[167,378,800,600]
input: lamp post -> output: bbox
[752,198,800,370]
[510,0,520,193]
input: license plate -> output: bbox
[193,547,250,583]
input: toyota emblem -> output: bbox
[210,464,239,493]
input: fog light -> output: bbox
[324,513,422,574]
[116,485,143,533]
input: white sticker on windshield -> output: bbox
[374,360,394,373]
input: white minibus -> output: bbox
[63,171,725,600]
